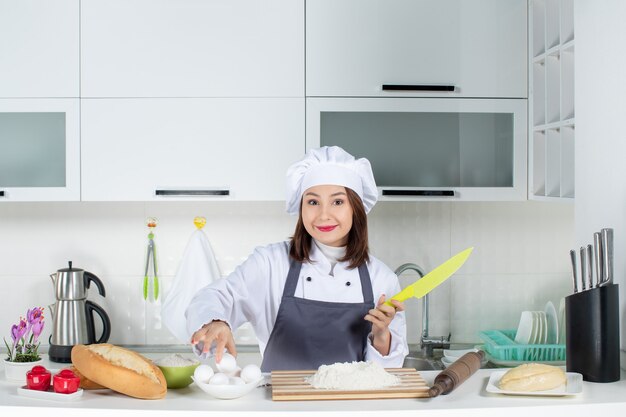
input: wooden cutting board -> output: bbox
[271,368,430,401]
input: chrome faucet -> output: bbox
[394,263,451,358]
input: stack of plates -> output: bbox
[514,301,560,345]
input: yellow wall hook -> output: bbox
[194,216,206,230]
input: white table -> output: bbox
[2,353,626,417]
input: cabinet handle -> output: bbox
[382,190,455,197]
[0,190,4,197]
[382,84,455,92]
[155,189,230,196]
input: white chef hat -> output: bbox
[286,146,378,215]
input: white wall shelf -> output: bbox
[529,0,575,201]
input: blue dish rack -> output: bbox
[479,329,566,362]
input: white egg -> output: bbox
[229,376,245,385]
[193,364,214,383]
[208,372,229,385]
[215,352,238,374]
[240,364,262,383]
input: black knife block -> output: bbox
[565,284,620,382]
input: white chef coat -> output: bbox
[186,240,409,368]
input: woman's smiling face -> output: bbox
[301,184,353,247]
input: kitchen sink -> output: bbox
[402,356,443,371]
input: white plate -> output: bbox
[534,311,547,344]
[192,376,264,400]
[529,312,539,344]
[17,386,83,402]
[486,370,582,396]
[514,311,534,344]
[545,301,558,344]
[558,298,566,344]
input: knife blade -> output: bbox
[569,249,578,293]
[385,247,473,306]
[594,232,603,289]
[601,228,614,286]
[579,246,587,291]
[586,244,594,290]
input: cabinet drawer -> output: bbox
[81,0,304,98]
[81,98,304,201]
[0,99,80,201]
[0,0,79,98]
[306,0,527,98]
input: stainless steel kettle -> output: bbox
[48,261,111,363]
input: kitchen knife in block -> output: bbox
[385,247,474,307]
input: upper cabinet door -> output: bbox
[306,0,527,98]
[0,0,79,98]
[81,0,304,98]
[81,98,304,201]
[0,99,80,201]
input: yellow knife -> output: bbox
[385,247,474,307]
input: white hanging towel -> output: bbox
[162,229,221,343]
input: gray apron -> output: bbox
[260,259,375,371]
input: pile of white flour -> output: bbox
[154,353,199,367]
[306,361,400,390]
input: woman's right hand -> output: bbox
[191,320,237,363]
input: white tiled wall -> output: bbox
[0,201,574,349]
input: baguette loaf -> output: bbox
[499,363,566,392]
[71,344,167,399]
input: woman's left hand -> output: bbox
[364,294,405,356]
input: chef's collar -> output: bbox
[314,239,346,262]
[311,239,346,276]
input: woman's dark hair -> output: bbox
[289,187,369,269]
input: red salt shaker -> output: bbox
[26,366,51,391]
[53,369,81,394]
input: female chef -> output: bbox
[186,146,409,371]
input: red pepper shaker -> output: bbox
[53,369,81,394]
[26,366,52,391]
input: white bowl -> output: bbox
[192,376,264,400]
[441,353,488,369]
[443,348,479,359]
[441,356,455,368]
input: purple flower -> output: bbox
[27,307,44,325]
[10,324,19,342]
[31,320,44,343]
[6,307,45,362]
[12,318,28,342]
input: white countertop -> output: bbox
[2,353,626,417]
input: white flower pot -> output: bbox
[3,358,43,382]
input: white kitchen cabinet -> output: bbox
[81,0,304,98]
[306,0,527,98]
[0,99,80,201]
[81,98,304,201]
[529,0,575,200]
[0,0,79,98]
[307,98,527,201]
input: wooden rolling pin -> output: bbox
[428,351,484,397]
